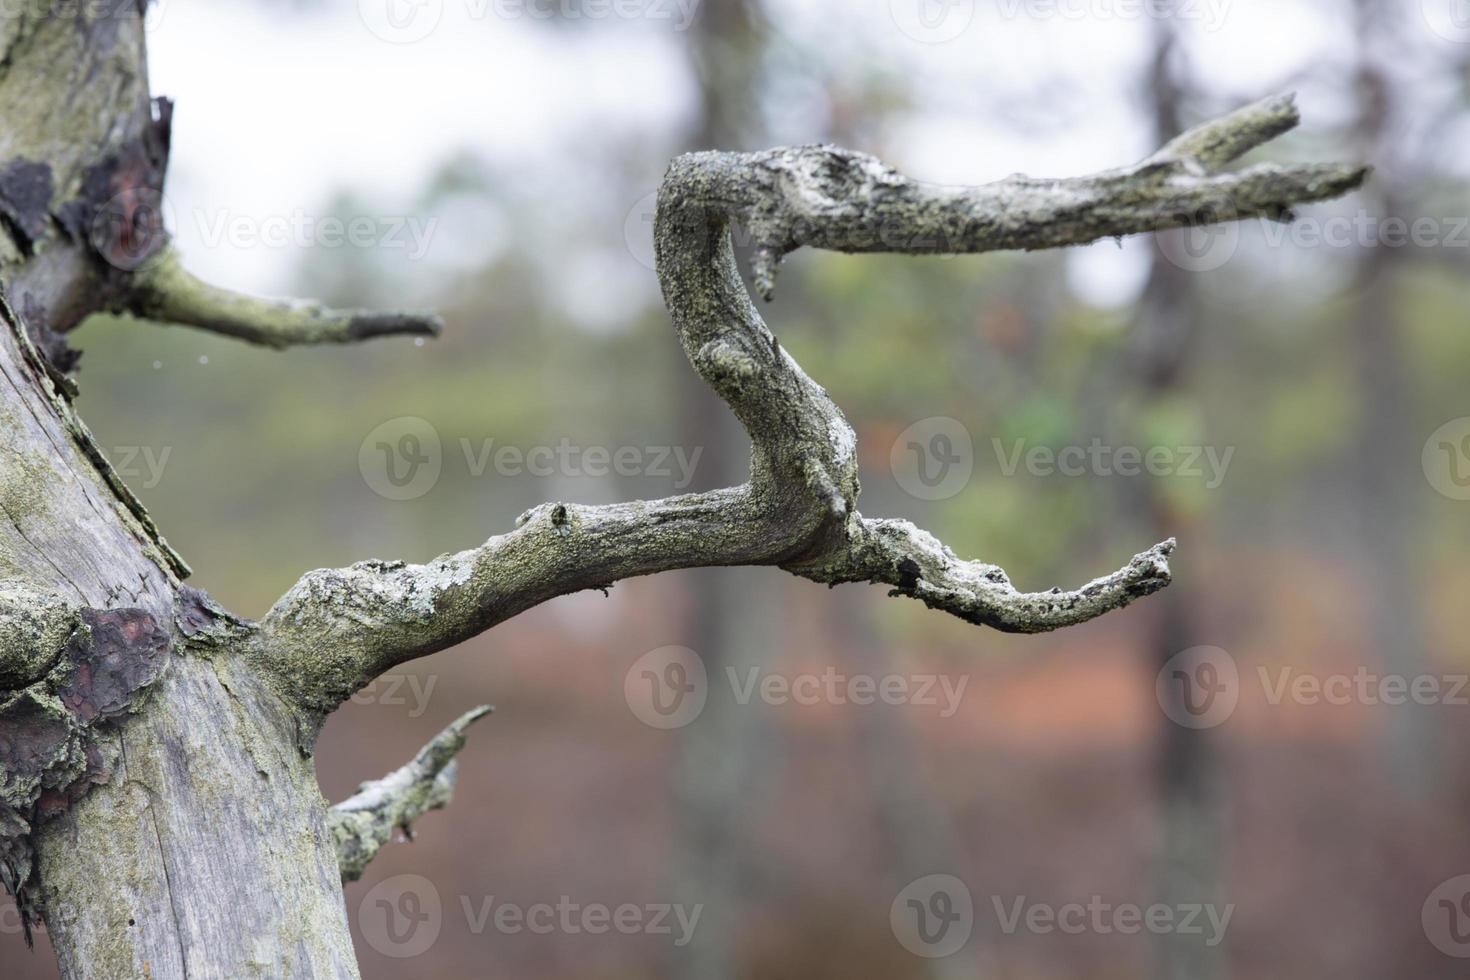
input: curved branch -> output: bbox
[689,93,1367,299]
[254,491,810,713]
[331,705,491,883]
[791,520,1176,633]
[122,245,442,349]
[253,94,1366,716]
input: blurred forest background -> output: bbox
[5,0,1470,976]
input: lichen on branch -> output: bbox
[252,94,1367,717]
[331,706,491,883]
[123,245,442,349]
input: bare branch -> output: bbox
[254,491,805,713]
[331,705,491,883]
[1147,91,1301,172]
[253,95,1365,716]
[122,245,442,349]
[790,521,1177,633]
[680,93,1366,300]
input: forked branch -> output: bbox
[251,93,1366,717]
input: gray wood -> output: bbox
[0,6,1367,976]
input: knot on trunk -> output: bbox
[0,604,171,942]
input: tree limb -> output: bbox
[790,521,1176,633]
[703,93,1366,299]
[122,245,442,349]
[331,705,491,883]
[1147,91,1301,173]
[251,94,1367,717]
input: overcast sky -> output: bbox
[146,0,1434,310]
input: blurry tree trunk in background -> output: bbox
[1132,22,1225,980]
[1346,0,1430,798]
[831,589,985,980]
[670,3,775,978]
[814,99,984,980]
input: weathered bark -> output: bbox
[0,7,456,977]
[0,5,1367,977]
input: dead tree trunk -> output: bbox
[0,7,1364,977]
